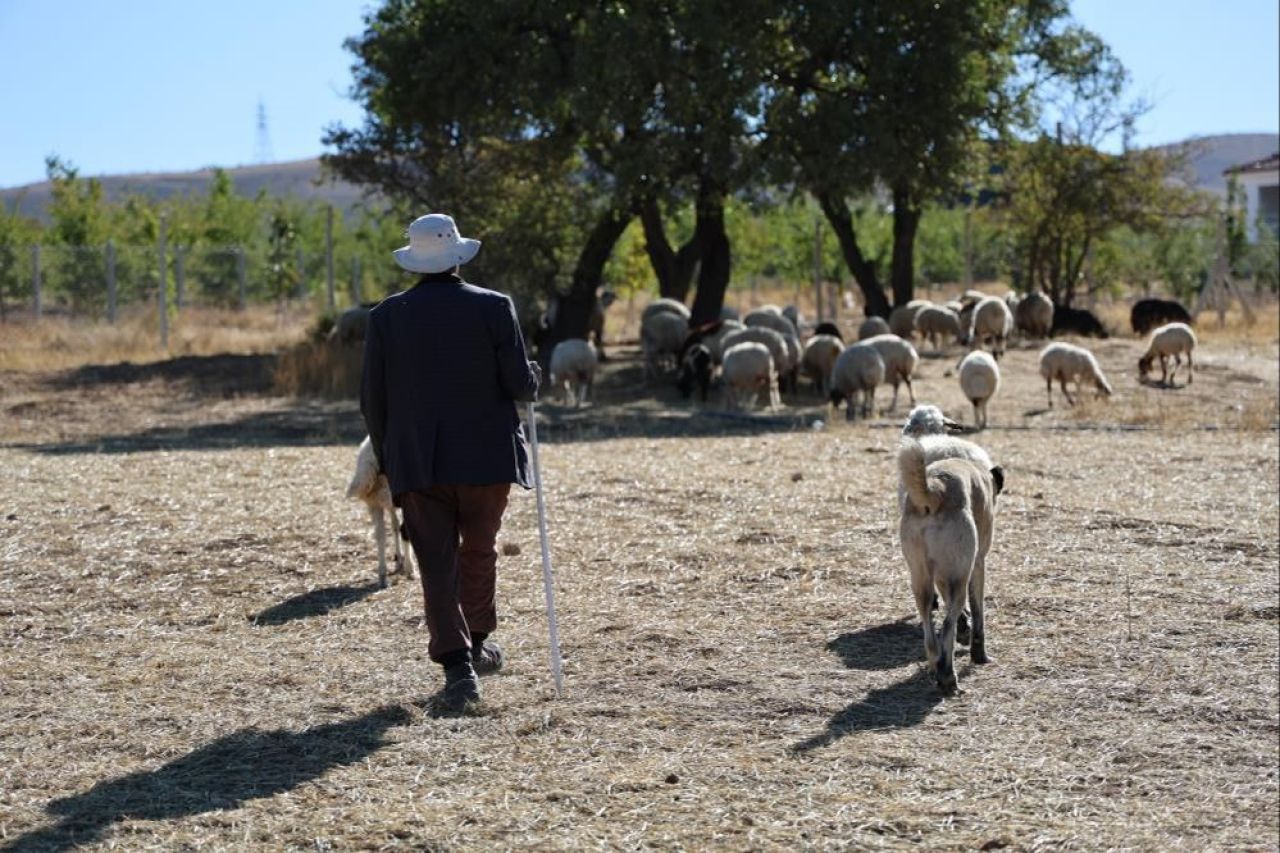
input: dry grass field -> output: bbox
[1,298,1277,851]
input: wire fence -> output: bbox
[0,242,394,338]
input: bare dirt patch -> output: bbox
[0,332,1276,850]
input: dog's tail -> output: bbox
[898,438,943,514]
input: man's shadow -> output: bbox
[3,705,412,853]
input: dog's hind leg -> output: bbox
[370,504,388,589]
[912,574,939,673]
[968,554,988,664]
[935,574,967,695]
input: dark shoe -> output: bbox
[472,641,505,675]
[440,663,480,711]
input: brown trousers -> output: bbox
[399,484,511,664]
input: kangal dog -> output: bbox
[898,436,1003,694]
[347,436,416,588]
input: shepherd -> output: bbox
[361,213,541,711]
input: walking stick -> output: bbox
[526,401,564,697]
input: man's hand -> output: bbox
[529,360,543,387]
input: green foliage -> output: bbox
[0,199,39,320]
[265,205,300,304]
[603,221,657,298]
[45,157,110,311]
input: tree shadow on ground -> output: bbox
[826,618,923,671]
[0,704,414,853]
[791,668,947,753]
[48,354,279,396]
[249,582,382,626]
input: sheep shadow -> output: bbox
[250,582,382,626]
[0,704,414,853]
[791,669,946,753]
[826,618,923,671]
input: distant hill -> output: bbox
[0,158,373,221]
[1157,132,1279,197]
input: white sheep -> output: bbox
[721,341,780,410]
[829,342,885,421]
[641,310,689,378]
[913,305,963,351]
[967,296,1014,359]
[744,307,799,340]
[346,436,415,589]
[1014,291,1053,339]
[862,333,919,410]
[548,338,598,407]
[801,333,844,395]
[857,316,891,340]
[1138,322,1197,386]
[889,300,929,339]
[640,297,691,325]
[703,319,746,363]
[958,350,1000,429]
[1038,342,1113,407]
[721,326,794,392]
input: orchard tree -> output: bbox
[45,156,110,312]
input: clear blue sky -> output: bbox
[1,0,1276,189]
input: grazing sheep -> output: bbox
[676,343,715,402]
[721,341,780,410]
[1051,306,1109,339]
[720,305,740,322]
[961,289,989,305]
[914,305,964,351]
[889,300,929,339]
[813,321,844,342]
[548,338,598,407]
[958,350,1000,429]
[744,307,799,339]
[1138,322,1197,386]
[857,316,891,340]
[1038,342,1113,407]
[967,297,1015,360]
[328,304,374,345]
[700,319,746,363]
[346,436,415,589]
[801,333,845,395]
[782,304,802,330]
[641,297,691,325]
[862,333,919,410]
[641,310,690,378]
[721,326,795,394]
[1014,291,1054,339]
[898,436,1003,694]
[829,342,885,421]
[1130,298,1192,336]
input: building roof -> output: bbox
[1224,152,1280,175]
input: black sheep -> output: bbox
[676,343,714,402]
[1130,298,1192,336]
[812,321,843,342]
[1050,306,1109,339]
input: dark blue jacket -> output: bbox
[360,272,539,498]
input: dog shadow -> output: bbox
[791,668,949,753]
[826,618,923,671]
[1,705,414,853]
[249,582,382,626]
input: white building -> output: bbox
[1224,152,1279,241]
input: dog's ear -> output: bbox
[990,466,1005,496]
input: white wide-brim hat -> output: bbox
[392,213,481,274]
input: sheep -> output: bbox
[1130,298,1192,336]
[1014,291,1054,339]
[720,305,740,322]
[889,300,929,339]
[898,436,1003,694]
[548,338,598,407]
[744,307,799,339]
[1038,342,1113,407]
[828,342,885,421]
[813,321,844,342]
[782,304,802,330]
[721,341,780,411]
[641,297,691,325]
[1138,322,1197,386]
[676,343,715,402]
[961,289,989,305]
[913,305,964,351]
[862,333,919,410]
[328,304,374,345]
[641,310,690,379]
[721,326,794,394]
[857,316,891,340]
[801,333,844,396]
[346,436,415,589]
[958,350,1000,429]
[701,319,746,363]
[967,296,1015,360]
[1050,306,1109,338]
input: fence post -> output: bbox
[158,217,169,348]
[237,247,247,311]
[174,245,185,309]
[106,240,117,323]
[350,256,362,305]
[325,205,336,311]
[32,244,41,321]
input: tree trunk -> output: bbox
[639,197,699,302]
[688,178,731,327]
[890,183,920,309]
[816,190,891,317]
[543,204,632,363]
